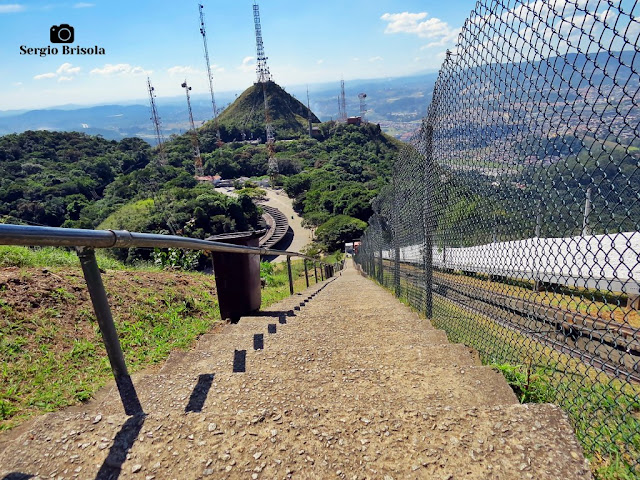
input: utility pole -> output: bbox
[181,80,204,177]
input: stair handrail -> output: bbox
[0,223,342,416]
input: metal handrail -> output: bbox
[0,224,326,263]
[0,223,342,415]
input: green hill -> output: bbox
[211,81,320,141]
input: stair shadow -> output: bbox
[185,374,214,413]
[95,414,145,480]
[251,311,294,323]
[233,350,246,373]
[2,474,34,480]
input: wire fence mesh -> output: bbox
[355,0,640,475]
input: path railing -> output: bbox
[0,223,341,415]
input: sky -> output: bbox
[0,0,477,110]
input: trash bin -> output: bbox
[207,230,264,321]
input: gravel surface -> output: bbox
[0,261,592,479]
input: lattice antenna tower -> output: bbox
[358,93,367,123]
[198,3,222,144]
[253,1,272,84]
[340,79,347,122]
[307,86,313,138]
[253,1,277,181]
[147,77,167,165]
[181,80,204,177]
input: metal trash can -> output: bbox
[207,230,264,321]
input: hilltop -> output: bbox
[207,81,320,142]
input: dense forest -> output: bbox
[0,115,401,258]
[0,131,260,253]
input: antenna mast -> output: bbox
[253,1,272,84]
[181,80,204,177]
[358,93,367,123]
[253,1,277,182]
[198,3,222,144]
[147,77,167,165]
[340,79,347,122]
[307,86,312,138]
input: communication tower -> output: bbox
[198,3,222,144]
[307,86,312,138]
[146,77,167,165]
[253,1,272,84]
[181,80,204,177]
[253,1,277,182]
[358,93,367,123]
[340,79,347,122]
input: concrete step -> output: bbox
[0,403,592,479]
[197,329,451,351]
[98,364,518,416]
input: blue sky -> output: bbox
[0,0,476,110]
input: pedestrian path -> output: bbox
[0,261,592,479]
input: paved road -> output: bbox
[261,188,313,262]
[216,186,313,262]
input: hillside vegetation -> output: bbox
[211,81,320,142]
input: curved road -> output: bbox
[215,186,313,262]
[261,188,313,262]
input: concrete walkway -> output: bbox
[0,262,592,479]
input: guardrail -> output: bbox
[0,223,341,415]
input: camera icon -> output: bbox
[50,24,74,44]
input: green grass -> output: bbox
[0,245,146,271]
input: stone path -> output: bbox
[0,262,592,479]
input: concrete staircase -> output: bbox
[0,262,592,479]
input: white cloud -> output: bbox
[35,62,81,81]
[381,12,457,41]
[239,56,255,73]
[316,59,325,65]
[90,63,151,76]
[369,56,383,63]
[12,82,23,87]
[168,65,201,76]
[73,2,95,7]
[34,72,56,80]
[57,62,81,75]
[0,4,24,13]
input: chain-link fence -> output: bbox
[355,0,640,476]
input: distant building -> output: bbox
[195,175,222,186]
[347,116,362,126]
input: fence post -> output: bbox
[423,124,434,319]
[304,260,309,288]
[287,256,294,295]
[76,247,143,415]
[321,264,325,281]
[582,186,592,236]
[314,262,318,283]
[378,247,383,284]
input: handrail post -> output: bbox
[314,262,318,283]
[321,264,325,281]
[287,256,294,295]
[76,247,143,415]
[304,260,309,288]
